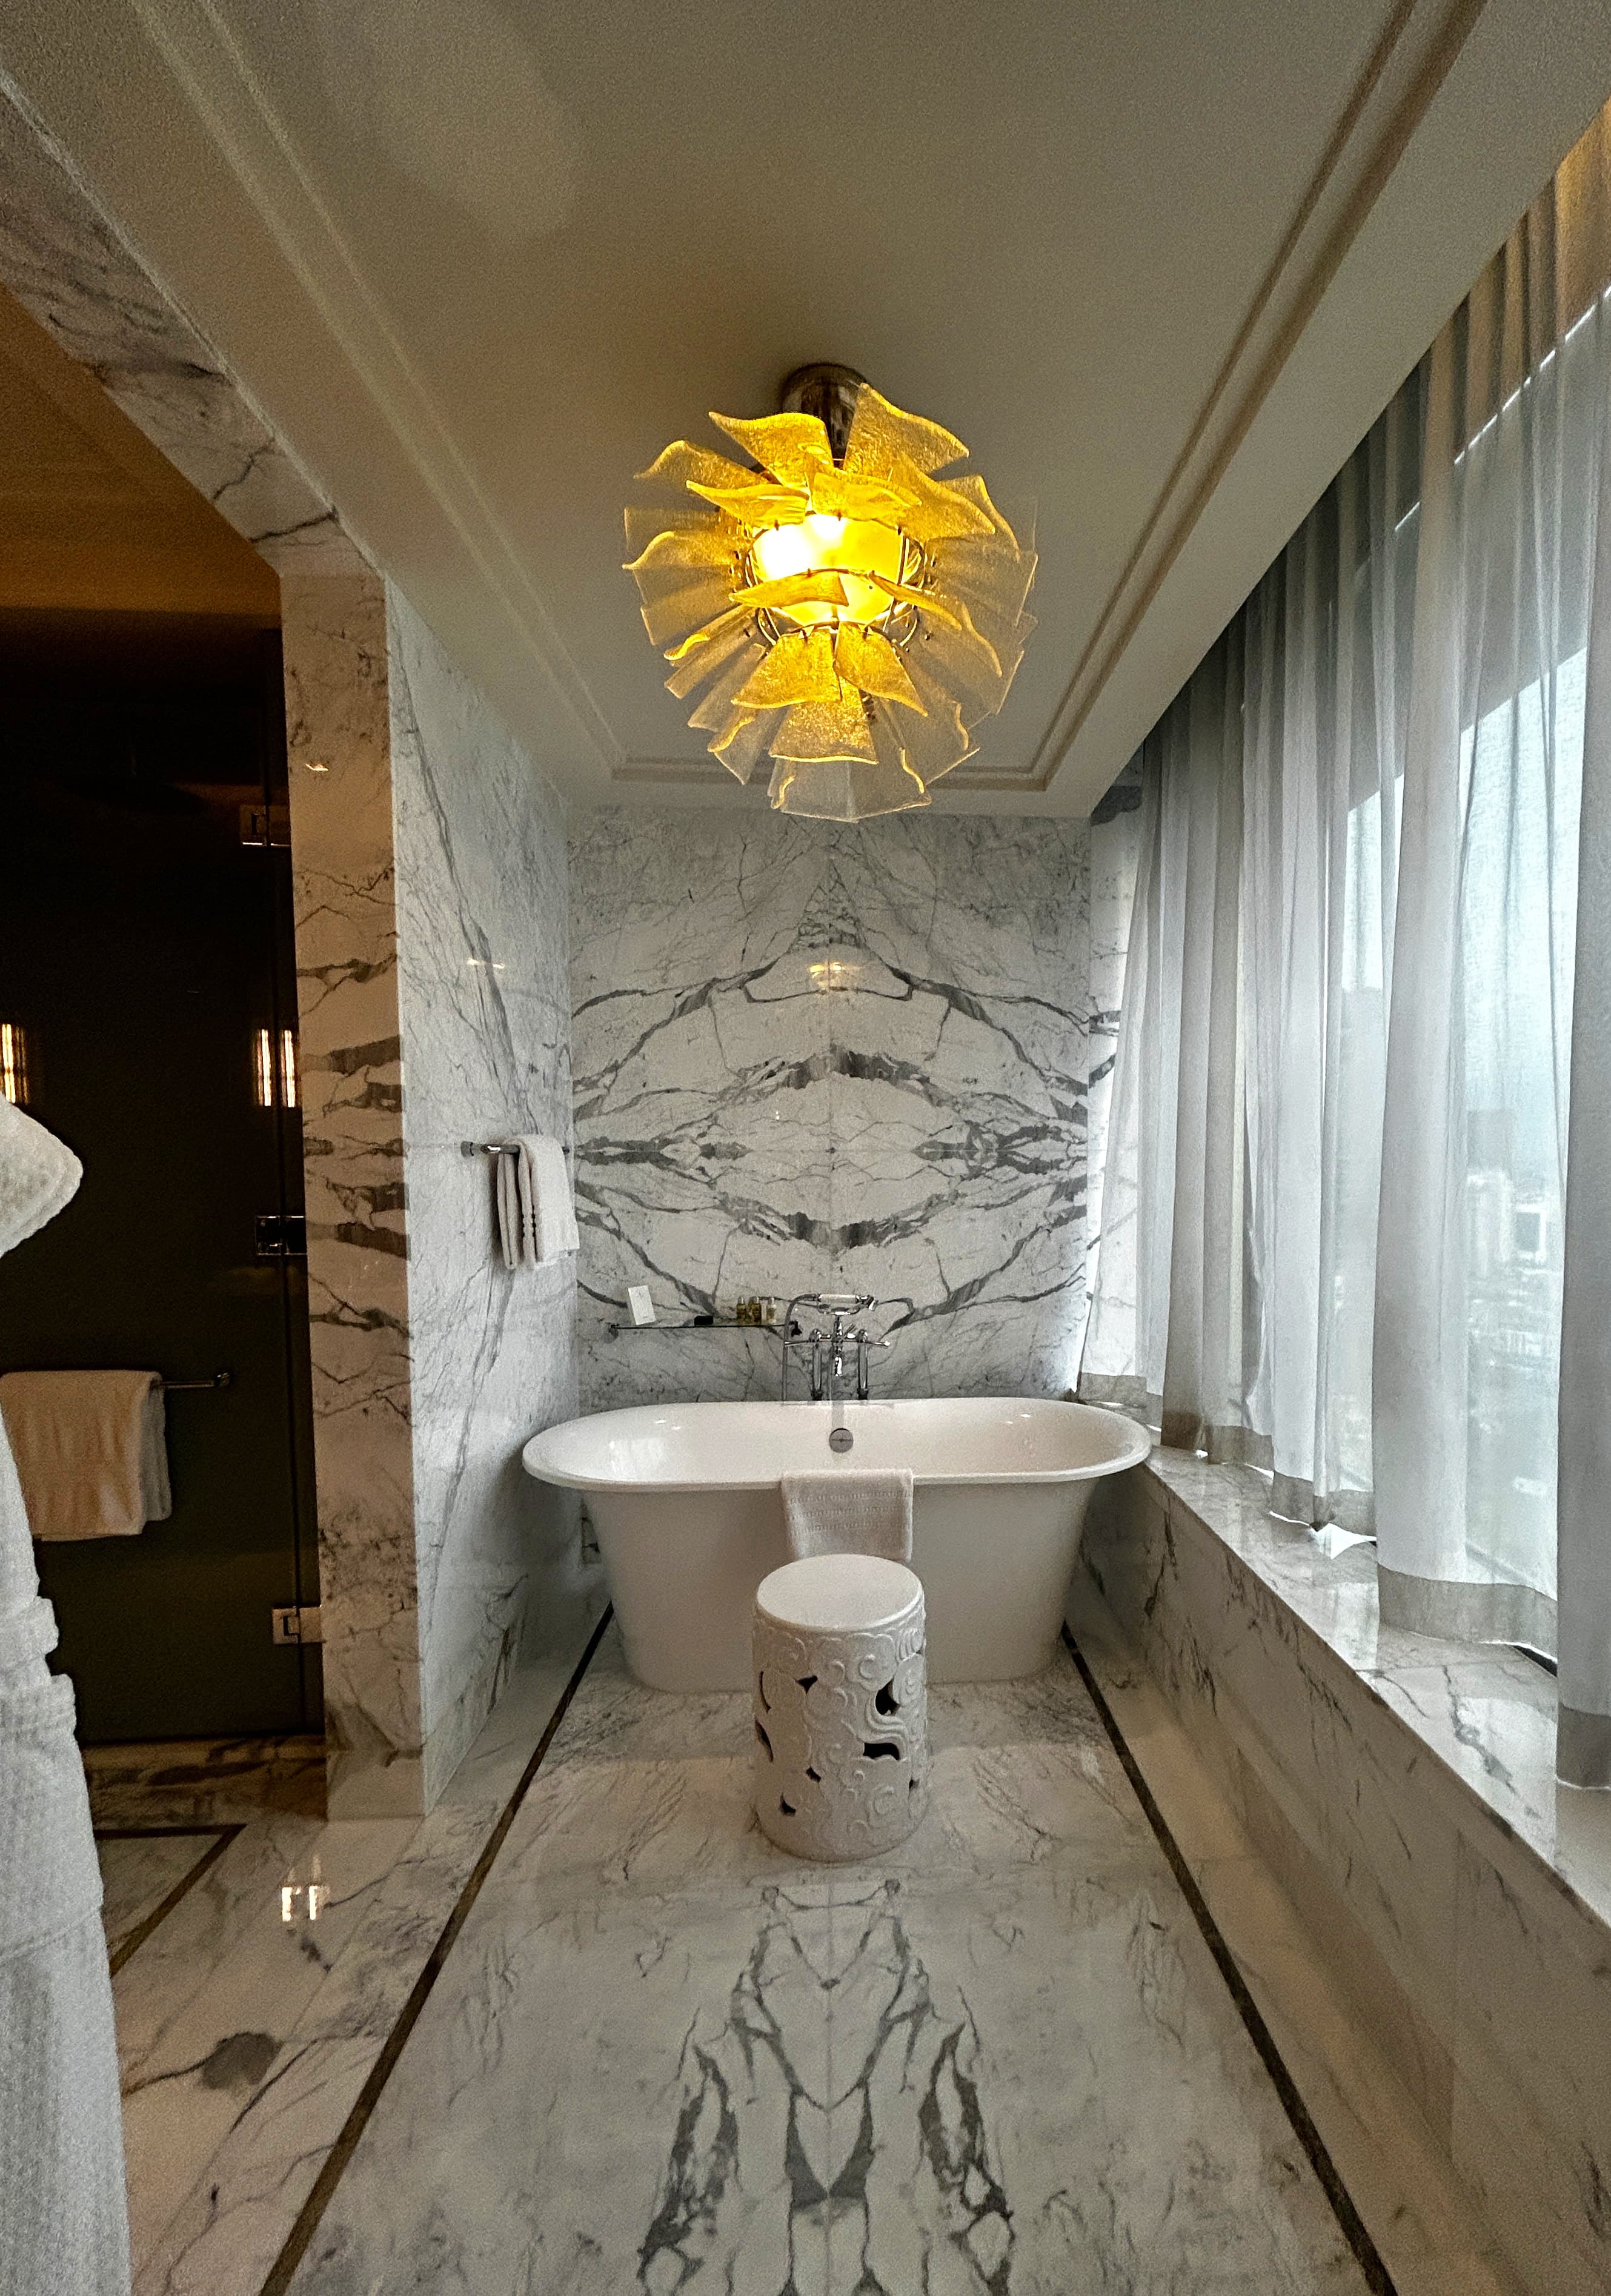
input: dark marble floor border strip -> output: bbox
[257,1605,615,2296]
[1062,1625,1398,2296]
[99,1827,242,1978]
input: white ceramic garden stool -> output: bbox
[752,1553,928,1860]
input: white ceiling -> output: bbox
[4,0,1610,813]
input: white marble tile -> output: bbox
[279,579,583,1819]
[118,1816,419,2268]
[124,1616,600,2295]
[1135,1451,1611,1929]
[387,592,583,1803]
[1450,1832,1611,2258]
[570,809,1106,1412]
[97,1834,221,1960]
[1069,1577,1527,2296]
[277,1645,1372,2294]
[1084,1453,1611,2296]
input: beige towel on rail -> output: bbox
[780,1468,914,1562]
[0,1371,171,1541]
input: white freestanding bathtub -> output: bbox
[522,1398,1151,1691]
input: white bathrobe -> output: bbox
[0,1096,131,2296]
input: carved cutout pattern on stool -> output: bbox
[754,1610,928,1860]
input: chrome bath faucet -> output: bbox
[780,1293,892,1402]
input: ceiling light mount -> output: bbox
[625,370,1035,822]
[778,363,866,463]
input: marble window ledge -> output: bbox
[1141,1450,1611,1939]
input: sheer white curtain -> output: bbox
[1083,103,1611,1784]
[1081,411,1417,1529]
[1080,635,1245,1452]
[1561,393,1611,1783]
[1375,121,1610,1654]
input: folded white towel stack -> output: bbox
[494,1133,579,1270]
[780,1467,914,1563]
[0,1370,172,1542]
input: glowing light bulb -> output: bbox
[751,516,905,629]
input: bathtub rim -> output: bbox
[520,1395,1153,1495]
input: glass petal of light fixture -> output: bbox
[625,364,1036,823]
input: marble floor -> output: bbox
[95,1581,1527,2296]
[97,1828,237,1971]
[281,1638,1370,2295]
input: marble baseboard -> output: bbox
[1080,1454,1611,2296]
[83,1737,326,1828]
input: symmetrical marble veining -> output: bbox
[1081,1455,1611,2296]
[281,1628,1368,2294]
[388,589,581,1799]
[571,805,1139,1411]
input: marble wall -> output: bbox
[284,579,580,1814]
[0,81,582,1814]
[0,72,360,580]
[571,792,1139,1410]
[388,590,579,1802]
[281,571,418,1816]
[1080,1455,1611,2296]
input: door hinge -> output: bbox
[239,801,291,848]
[271,1605,322,1646]
[255,1212,308,1259]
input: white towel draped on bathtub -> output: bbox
[780,1468,914,1563]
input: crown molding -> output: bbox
[1035,0,1611,815]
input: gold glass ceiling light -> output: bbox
[625,365,1035,823]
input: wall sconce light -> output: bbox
[0,1021,29,1106]
[255,1027,301,1109]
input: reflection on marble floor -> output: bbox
[97,1834,226,1962]
[285,1633,1367,2294]
[104,1579,607,2296]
